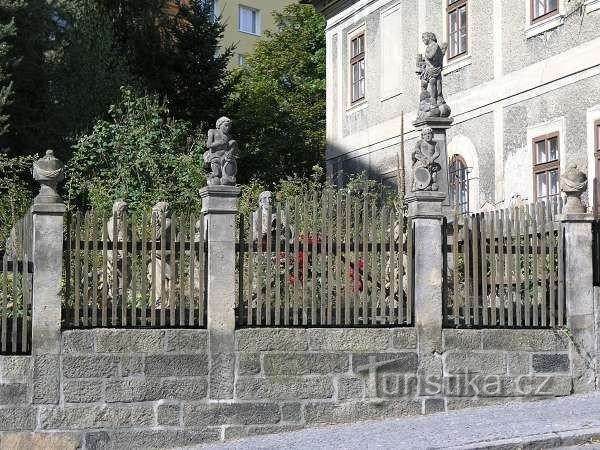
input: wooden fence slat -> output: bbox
[90,210,98,327]
[311,193,318,326]
[121,211,128,326]
[506,208,514,327]
[497,209,506,327]
[531,203,539,327]
[361,198,369,324]
[320,193,328,326]
[452,210,460,325]
[293,200,299,325]
[344,193,351,325]
[548,202,556,327]
[353,199,360,324]
[178,214,185,326]
[169,213,176,326]
[369,199,378,326]
[480,212,488,326]
[131,212,138,327]
[284,202,290,326]
[302,194,309,325]
[74,212,81,327]
[472,213,480,326]
[326,193,334,325]
[397,207,405,325]
[335,194,342,326]
[101,210,108,326]
[489,210,497,326]
[141,212,148,326]
[265,204,272,326]
[275,205,282,326]
[388,208,396,325]
[515,207,523,327]
[150,213,157,327]
[379,206,388,325]
[523,206,531,327]
[464,213,471,326]
[11,234,17,353]
[159,212,166,327]
[540,203,547,327]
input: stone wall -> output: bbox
[0,327,576,449]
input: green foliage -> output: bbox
[67,88,205,213]
[229,4,326,186]
[0,151,32,251]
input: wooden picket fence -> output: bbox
[444,200,565,328]
[0,212,33,354]
[237,191,414,327]
[63,209,206,328]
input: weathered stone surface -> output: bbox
[444,351,506,374]
[236,376,334,400]
[97,429,221,449]
[336,376,364,400]
[184,403,280,426]
[95,329,165,353]
[392,329,417,349]
[532,354,570,373]
[157,403,180,426]
[482,330,569,351]
[235,329,308,352]
[443,330,482,350]
[83,431,109,450]
[62,330,94,354]
[508,352,530,375]
[164,330,208,353]
[105,378,207,402]
[0,432,82,450]
[304,400,421,424]
[34,355,59,378]
[0,408,35,431]
[281,403,302,422]
[309,329,391,351]
[247,425,305,436]
[209,353,234,399]
[423,398,445,414]
[40,405,154,430]
[238,353,261,375]
[120,356,144,377]
[145,355,208,377]
[33,378,59,405]
[0,383,28,405]
[444,374,571,398]
[353,352,418,374]
[63,380,103,403]
[0,356,31,380]
[446,396,519,410]
[62,356,119,378]
[263,353,349,375]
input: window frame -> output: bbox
[532,132,560,203]
[446,0,468,61]
[238,5,260,36]
[530,0,559,24]
[349,32,366,104]
[449,154,470,214]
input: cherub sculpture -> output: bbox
[416,32,451,119]
[204,116,238,186]
[411,127,441,191]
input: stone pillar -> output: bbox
[200,185,241,399]
[31,151,65,355]
[406,191,446,396]
[558,163,596,392]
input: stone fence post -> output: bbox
[200,185,241,400]
[406,191,446,396]
[558,164,597,392]
[31,150,65,356]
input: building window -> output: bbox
[531,0,558,23]
[237,53,246,66]
[350,33,365,104]
[449,155,469,213]
[239,5,260,35]
[533,133,560,204]
[447,0,467,60]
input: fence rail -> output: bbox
[237,191,413,327]
[1,213,32,354]
[63,210,206,328]
[444,200,564,328]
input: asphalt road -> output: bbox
[184,393,600,450]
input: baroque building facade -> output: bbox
[308,0,600,213]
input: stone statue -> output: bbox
[411,127,441,191]
[33,150,65,204]
[252,191,294,241]
[416,32,451,119]
[204,116,238,186]
[560,163,587,213]
[106,200,131,298]
[148,201,173,307]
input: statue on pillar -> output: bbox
[411,127,441,192]
[204,116,238,186]
[416,32,451,120]
[560,163,587,213]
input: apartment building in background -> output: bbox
[309,0,600,213]
[213,0,297,67]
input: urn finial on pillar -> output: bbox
[560,163,587,214]
[33,149,65,204]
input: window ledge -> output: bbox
[443,55,472,75]
[585,0,600,13]
[525,14,565,39]
[346,100,368,114]
[238,29,261,37]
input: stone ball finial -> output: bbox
[560,163,588,214]
[33,149,65,204]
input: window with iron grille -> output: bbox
[531,0,558,23]
[449,155,469,213]
[350,33,365,104]
[533,133,560,204]
[447,0,467,60]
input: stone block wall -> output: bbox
[0,327,576,449]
